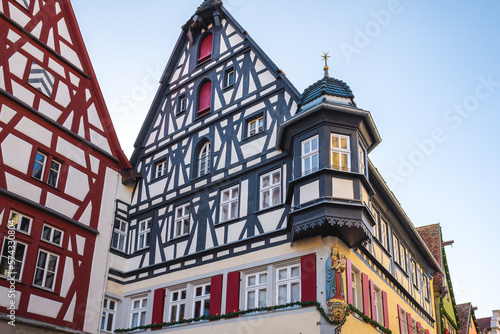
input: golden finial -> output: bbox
[322,52,330,77]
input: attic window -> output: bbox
[198,33,213,63]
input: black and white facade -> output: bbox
[104,1,442,333]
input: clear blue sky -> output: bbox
[72,0,500,319]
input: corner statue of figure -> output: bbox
[325,243,349,324]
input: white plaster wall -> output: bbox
[300,181,319,205]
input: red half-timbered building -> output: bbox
[0,0,131,332]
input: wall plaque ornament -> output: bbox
[325,243,349,329]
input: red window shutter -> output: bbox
[398,305,404,333]
[425,330,430,334]
[346,259,353,304]
[417,322,422,333]
[226,271,240,314]
[198,33,213,63]
[407,312,413,334]
[362,273,370,317]
[151,288,166,326]
[209,274,223,316]
[301,254,316,302]
[369,279,376,321]
[381,290,389,329]
[198,81,212,115]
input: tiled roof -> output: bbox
[416,223,443,289]
[197,0,222,13]
[457,303,472,334]
[477,317,491,332]
[298,75,355,108]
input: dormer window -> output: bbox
[330,134,350,171]
[198,80,212,116]
[198,33,213,64]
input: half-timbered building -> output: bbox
[0,0,131,332]
[106,1,443,333]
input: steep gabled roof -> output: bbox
[458,303,480,334]
[416,224,444,289]
[477,317,491,332]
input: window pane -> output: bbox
[196,286,202,296]
[262,192,270,209]
[332,136,339,148]
[20,217,30,232]
[312,138,318,150]
[34,268,44,286]
[179,303,185,320]
[278,269,287,280]
[170,305,177,321]
[312,154,318,170]
[291,266,300,278]
[248,275,256,286]
[291,282,300,302]
[44,271,54,289]
[203,299,210,316]
[258,289,267,307]
[272,172,280,184]
[247,291,255,309]
[181,290,187,299]
[32,163,43,179]
[205,285,211,295]
[101,312,106,330]
[221,205,228,221]
[278,285,287,304]
[14,243,25,261]
[133,300,140,309]
[172,292,178,301]
[332,153,339,169]
[272,187,280,205]
[230,202,238,219]
[194,301,201,318]
[131,313,139,328]
[42,226,51,240]
[259,273,267,284]
[341,137,348,149]
[140,311,146,326]
[37,251,47,267]
[303,141,310,154]
[232,187,238,198]
[107,313,114,331]
[262,175,270,188]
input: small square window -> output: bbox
[247,116,264,137]
[154,160,167,179]
[178,94,187,114]
[32,151,63,187]
[8,211,32,234]
[220,185,239,223]
[224,67,235,88]
[41,224,63,246]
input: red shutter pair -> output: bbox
[198,33,213,63]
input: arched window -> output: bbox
[198,141,211,177]
[198,33,213,63]
[198,80,212,116]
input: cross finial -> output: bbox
[322,52,330,77]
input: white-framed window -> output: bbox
[198,142,211,177]
[330,134,350,171]
[101,297,117,333]
[33,250,59,290]
[245,271,268,309]
[276,264,300,305]
[111,219,128,252]
[192,283,211,318]
[400,307,409,334]
[0,238,27,280]
[359,144,366,174]
[130,297,148,328]
[380,217,389,249]
[259,169,281,210]
[424,275,431,300]
[393,235,400,265]
[41,224,63,246]
[8,210,32,234]
[400,244,407,271]
[178,94,187,113]
[174,203,190,238]
[169,289,187,322]
[32,151,62,187]
[137,218,151,250]
[351,265,362,310]
[301,135,319,175]
[220,185,239,223]
[155,160,167,179]
[411,260,420,289]
[247,116,264,137]
[370,204,379,240]
[225,67,235,88]
[373,285,382,323]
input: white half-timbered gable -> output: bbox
[0,0,130,333]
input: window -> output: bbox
[400,244,407,271]
[174,203,190,238]
[32,151,62,187]
[34,250,58,290]
[400,308,409,334]
[276,264,300,305]
[370,204,379,240]
[101,298,117,333]
[245,271,268,309]
[198,81,212,116]
[359,144,366,174]
[301,135,319,175]
[411,260,420,289]
[373,285,382,323]
[220,185,239,222]
[380,217,389,249]
[130,297,148,328]
[224,67,235,88]
[137,218,151,250]
[247,115,264,137]
[111,219,128,252]
[8,210,32,234]
[178,94,186,114]
[0,239,27,280]
[154,160,167,179]
[351,266,361,310]
[28,62,55,97]
[393,235,400,265]
[198,141,211,177]
[424,275,431,300]
[169,289,187,322]
[198,33,213,63]
[330,134,350,171]
[193,283,211,318]
[41,224,63,246]
[259,170,281,210]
